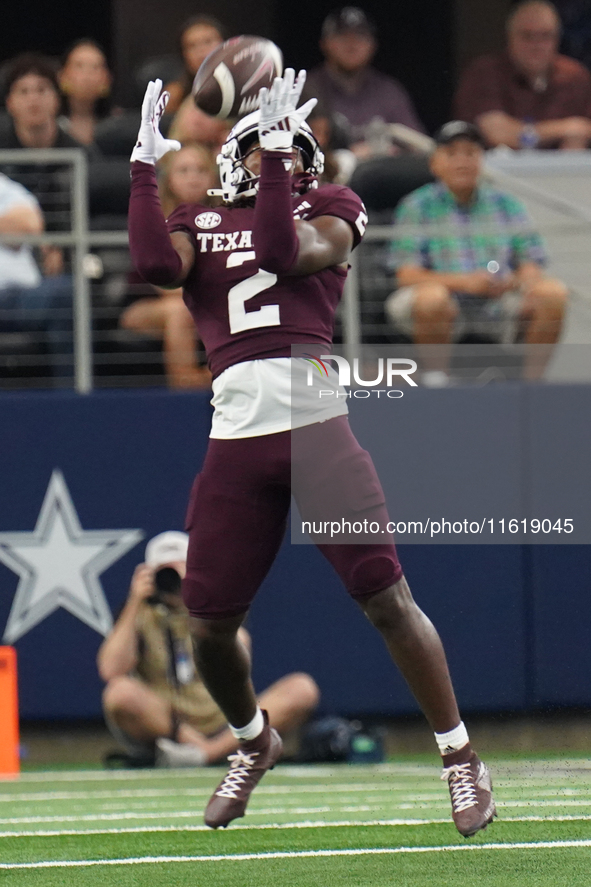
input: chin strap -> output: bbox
[211,170,318,203]
[292,172,318,194]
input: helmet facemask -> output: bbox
[208,110,325,205]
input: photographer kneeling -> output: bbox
[98,531,319,767]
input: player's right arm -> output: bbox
[289,215,353,275]
[167,232,196,283]
[96,565,154,681]
[128,81,196,288]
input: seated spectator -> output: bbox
[58,39,116,146]
[304,7,424,158]
[454,0,591,149]
[0,172,72,379]
[164,15,226,115]
[0,53,98,275]
[167,96,231,154]
[386,122,567,378]
[98,532,319,767]
[120,143,215,389]
[0,53,91,154]
[307,102,356,183]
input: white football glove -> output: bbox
[258,68,317,153]
[130,80,181,165]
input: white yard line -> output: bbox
[3,840,591,869]
[0,805,379,826]
[4,812,591,839]
[0,784,453,803]
[501,799,591,808]
[11,764,436,783]
[5,783,591,805]
[0,784,390,802]
[6,797,591,825]
[6,797,591,821]
[8,759,591,785]
[2,819,443,838]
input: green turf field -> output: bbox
[2,758,591,885]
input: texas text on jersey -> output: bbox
[166,185,367,380]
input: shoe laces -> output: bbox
[215,750,260,799]
[441,761,478,813]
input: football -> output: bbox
[192,35,283,120]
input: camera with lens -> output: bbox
[148,566,183,603]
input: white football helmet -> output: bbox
[208,110,325,204]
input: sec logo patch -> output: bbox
[195,212,222,229]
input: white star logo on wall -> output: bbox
[0,470,143,643]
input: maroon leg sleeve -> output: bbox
[252,152,299,276]
[128,160,183,286]
[183,432,292,620]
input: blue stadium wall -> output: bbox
[0,386,589,720]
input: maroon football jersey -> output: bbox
[166,184,367,378]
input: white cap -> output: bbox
[144,531,189,568]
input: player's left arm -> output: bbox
[290,214,354,276]
[253,69,357,276]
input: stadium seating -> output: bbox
[94,112,141,157]
[348,155,433,343]
[88,158,130,218]
[349,154,433,214]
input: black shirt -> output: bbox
[0,122,98,231]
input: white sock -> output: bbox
[435,721,470,756]
[229,707,265,741]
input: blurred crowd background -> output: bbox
[2,0,591,763]
[0,0,590,389]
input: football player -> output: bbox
[128,70,496,836]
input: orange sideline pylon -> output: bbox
[0,646,19,777]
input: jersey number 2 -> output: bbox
[227,251,279,334]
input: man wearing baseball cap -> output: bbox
[385,120,567,378]
[98,531,319,767]
[304,6,424,154]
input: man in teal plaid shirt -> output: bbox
[386,121,567,369]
